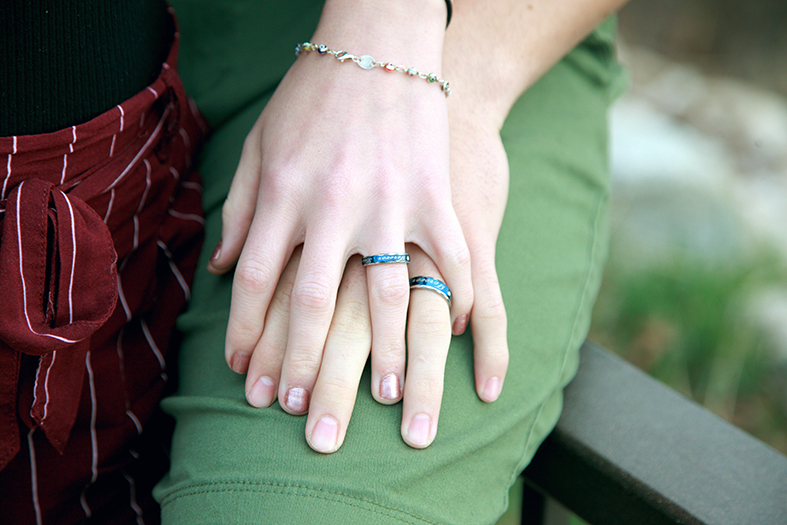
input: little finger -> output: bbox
[245,246,303,407]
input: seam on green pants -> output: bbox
[510,187,608,486]
[556,188,607,386]
[161,479,439,525]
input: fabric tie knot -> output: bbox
[0,178,118,470]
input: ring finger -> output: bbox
[400,244,452,449]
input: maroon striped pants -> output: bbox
[0,27,206,524]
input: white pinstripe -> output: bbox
[138,160,152,215]
[180,180,202,192]
[2,136,16,200]
[123,471,146,525]
[110,105,125,158]
[60,126,76,185]
[126,410,143,435]
[140,319,166,374]
[41,351,56,422]
[27,428,43,525]
[32,357,44,417]
[63,193,77,324]
[178,127,190,147]
[130,161,152,252]
[117,275,132,322]
[146,86,158,98]
[157,240,191,301]
[168,166,179,180]
[61,153,68,185]
[103,111,167,194]
[104,188,116,224]
[167,209,205,225]
[85,350,98,485]
[80,490,92,519]
[16,182,79,344]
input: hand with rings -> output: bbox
[241,244,453,452]
[206,4,476,446]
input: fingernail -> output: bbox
[407,414,432,447]
[483,377,501,402]
[248,376,275,407]
[310,416,339,453]
[379,374,401,401]
[452,314,469,335]
[285,387,310,414]
[210,239,222,261]
[229,353,250,374]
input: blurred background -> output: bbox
[501,1,787,522]
[592,0,787,455]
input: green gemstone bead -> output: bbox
[427,73,437,83]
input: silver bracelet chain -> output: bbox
[295,42,451,97]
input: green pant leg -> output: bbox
[156,4,623,523]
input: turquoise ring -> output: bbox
[409,276,452,308]
[362,253,410,266]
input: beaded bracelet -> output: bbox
[295,42,451,97]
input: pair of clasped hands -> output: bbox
[207,1,511,454]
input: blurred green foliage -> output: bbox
[590,244,787,454]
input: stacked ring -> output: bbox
[362,253,410,266]
[409,276,452,308]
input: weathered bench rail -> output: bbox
[521,341,787,525]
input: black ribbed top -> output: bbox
[0,0,170,136]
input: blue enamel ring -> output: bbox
[362,253,410,266]
[409,276,452,308]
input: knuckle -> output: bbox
[234,257,276,295]
[475,295,508,326]
[286,350,322,377]
[447,244,472,270]
[373,340,406,362]
[225,322,260,350]
[317,374,357,399]
[292,278,334,311]
[371,274,409,306]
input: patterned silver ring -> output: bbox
[409,276,452,308]
[362,253,410,266]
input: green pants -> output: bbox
[154,2,625,523]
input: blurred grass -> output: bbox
[589,243,787,454]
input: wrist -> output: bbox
[313,0,447,70]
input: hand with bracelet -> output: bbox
[206,0,502,452]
